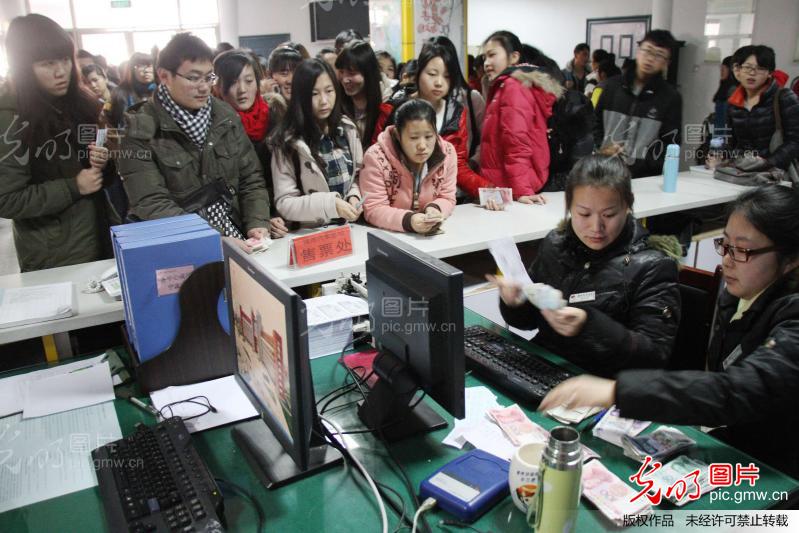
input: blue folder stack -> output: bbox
[111,215,222,363]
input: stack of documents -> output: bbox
[110,215,222,362]
[0,282,73,329]
[305,294,369,359]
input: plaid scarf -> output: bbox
[318,126,354,196]
[156,83,212,147]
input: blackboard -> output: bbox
[309,1,370,42]
[239,33,292,59]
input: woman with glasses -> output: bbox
[540,185,799,477]
[0,14,112,272]
[709,45,799,172]
[109,52,155,128]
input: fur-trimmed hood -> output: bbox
[493,64,565,100]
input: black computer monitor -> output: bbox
[362,232,465,441]
[223,241,341,489]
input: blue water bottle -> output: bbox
[662,144,680,193]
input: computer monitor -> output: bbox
[362,232,465,441]
[223,241,341,489]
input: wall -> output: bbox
[467,0,653,65]
[229,0,334,56]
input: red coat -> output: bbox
[440,100,493,198]
[371,102,394,146]
[480,66,562,197]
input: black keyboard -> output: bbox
[464,325,575,405]
[92,417,225,533]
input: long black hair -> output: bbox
[417,40,465,97]
[270,59,345,173]
[5,14,101,147]
[335,40,383,150]
[483,30,523,61]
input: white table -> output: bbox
[0,171,749,346]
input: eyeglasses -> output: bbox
[638,46,670,62]
[175,72,218,86]
[157,395,216,421]
[734,64,769,75]
[134,64,153,71]
[713,237,778,263]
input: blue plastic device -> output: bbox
[419,449,510,523]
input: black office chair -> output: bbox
[668,265,723,370]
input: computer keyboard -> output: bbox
[92,417,225,533]
[464,325,575,405]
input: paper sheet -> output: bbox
[488,237,534,286]
[305,294,369,326]
[0,402,122,513]
[23,361,115,419]
[0,282,74,329]
[442,386,502,449]
[0,354,108,418]
[150,375,259,433]
[463,286,537,341]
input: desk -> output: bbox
[0,171,749,346]
[1,309,795,532]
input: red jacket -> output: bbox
[440,99,493,198]
[480,66,562,197]
[371,102,394,146]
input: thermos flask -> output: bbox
[528,426,582,533]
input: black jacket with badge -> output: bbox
[117,96,270,233]
[616,274,799,477]
[499,216,680,376]
[593,66,682,178]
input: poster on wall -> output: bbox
[414,0,465,64]
[587,16,650,66]
[370,0,403,62]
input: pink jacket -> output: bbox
[480,65,563,197]
[360,127,457,232]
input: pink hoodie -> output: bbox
[360,126,457,233]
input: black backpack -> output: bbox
[544,88,595,191]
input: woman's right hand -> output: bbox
[335,197,359,221]
[410,213,440,234]
[484,198,505,211]
[76,167,103,195]
[485,274,524,306]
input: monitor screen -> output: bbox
[229,258,294,444]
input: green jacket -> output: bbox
[0,84,111,272]
[118,96,270,234]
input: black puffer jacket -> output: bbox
[726,82,799,170]
[499,216,680,376]
[616,274,799,477]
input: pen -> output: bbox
[129,396,160,417]
[581,408,608,433]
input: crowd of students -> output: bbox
[2,12,799,476]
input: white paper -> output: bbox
[0,282,73,329]
[442,386,502,448]
[305,294,368,326]
[488,237,534,287]
[0,402,122,513]
[150,375,259,433]
[23,361,114,419]
[461,419,517,461]
[0,354,108,418]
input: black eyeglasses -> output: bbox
[157,395,217,421]
[174,72,218,86]
[713,237,778,263]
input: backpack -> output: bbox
[544,88,594,191]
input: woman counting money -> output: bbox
[489,155,681,376]
[540,185,799,477]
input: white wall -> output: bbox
[229,0,334,56]
[467,0,653,67]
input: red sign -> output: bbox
[289,225,353,268]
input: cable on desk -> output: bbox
[320,415,388,533]
[214,477,266,533]
[411,497,436,533]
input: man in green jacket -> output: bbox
[118,33,270,244]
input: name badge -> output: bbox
[568,291,596,304]
[722,344,744,370]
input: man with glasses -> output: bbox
[118,33,271,247]
[593,29,682,179]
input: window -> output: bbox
[22,0,218,67]
[704,0,755,62]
